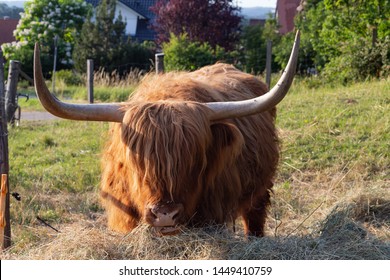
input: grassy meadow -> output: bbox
[1,76,389,259]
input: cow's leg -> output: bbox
[241,190,271,237]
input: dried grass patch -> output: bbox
[2,184,388,260]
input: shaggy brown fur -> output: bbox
[100,63,278,236]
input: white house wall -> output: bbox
[116,1,144,36]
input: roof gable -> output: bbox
[85,0,156,19]
[121,0,156,18]
[84,1,157,41]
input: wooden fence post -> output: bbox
[52,35,58,93]
[0,52,11,249]
[155,53,164,74]
[5,60,21,124]
[0,174,8,250]
[87,59,94,104]
[266,40,272,89]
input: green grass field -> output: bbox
[1,77,389,259]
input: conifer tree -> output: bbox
[73,0,127,72]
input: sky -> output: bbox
[238,0,277,8]
[3,0,278,8]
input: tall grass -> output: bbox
[18,68,145,115]
[59,68,146,102]
[73,68,147,102]
[1,77,389,259]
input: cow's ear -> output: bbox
[208,122,244,169]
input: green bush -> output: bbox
[72,86,134,102]
[72,0,153,75]
[163,33,213,71]
[55,69,83,86]
[1,43,52,79]
[322,37,390,85]
[240,24,267,74]
[163,33,235,71]
[110,41,154,74]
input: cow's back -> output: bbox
[131,63,269,103]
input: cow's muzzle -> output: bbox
[145,203,184,235]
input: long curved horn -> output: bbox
[34,43,124,122]
[206,30,300,121]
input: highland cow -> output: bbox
[34,31,300,236]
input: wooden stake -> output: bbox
[0,52,11,249]
[155,53,165,74]
[0,174,7,249]
[87,59,94,104]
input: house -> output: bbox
[0,17,19,47]
[85,0,157,42]
[249,19,266,27]
[276,0,301,34]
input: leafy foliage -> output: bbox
[240,16,283,75]
[240,24,266,74]
[0,3,24,18]
[151,0,242,50]
[162,33,236,71]
[1,0,90,77]
[321,36,390,84]
[72,0,153,74]
[269,0,390,83]
[55,69,83,86]
[163,33,214,71]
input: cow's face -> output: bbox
[121,101,244,234]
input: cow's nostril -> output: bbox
[146,205,160,224]
[147,203,184,227]
[150,208,157,216]
[150,211,158,219]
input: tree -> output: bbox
[312,0,389,82]
[73,0,153,74]
[1,0,90,76]
[73,0,124,72]
[151,0,241,50]
[163,33,220,71]
[269,0,389,83]
[240,24,266,74]
[0,3,24,19]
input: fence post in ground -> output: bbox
[5,60,21,124]
[52,35,58,93]
[87,59,94,104]
[266,40,272,89]
[0,52,11,249]
[155,53,164,74]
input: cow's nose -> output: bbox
[146,203,184,227]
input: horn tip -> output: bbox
[295,29,301,41]
[34,42,40,52]
[34,42,40,66]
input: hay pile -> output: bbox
[2,189,389,260]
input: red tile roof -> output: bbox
[0,18,19,46]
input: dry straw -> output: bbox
[1,188,389,260]
[89,68,146,88]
